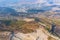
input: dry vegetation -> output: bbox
[0,20,39,33]
[21,22,39,33]
[48,36,56,40]
[10,21,39,33]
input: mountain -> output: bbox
[0,7,19,16]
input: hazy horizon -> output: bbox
[0,0,60,7]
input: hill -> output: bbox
[0,7,19,16]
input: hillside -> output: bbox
[0,19,60,40]
[0,7,19,16]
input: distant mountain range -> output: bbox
[0,7,19,16]
[0,6,60,17]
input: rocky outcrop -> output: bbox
[0,28,60,40]
[10,28,48,40]
[9,28,60,40]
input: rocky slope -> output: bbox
[0,28,60,40]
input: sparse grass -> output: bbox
[48,36,56,40]
[52,19,60,25]
[0,20,39,33]
[20,22,39,33]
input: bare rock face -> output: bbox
[0,31,10,40]
[0,28,60,40]
[12,28,48,40]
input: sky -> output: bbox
[0,0,60,12]
[0,0,37,3]
[0,0,60,3]
[0,0,60,6]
